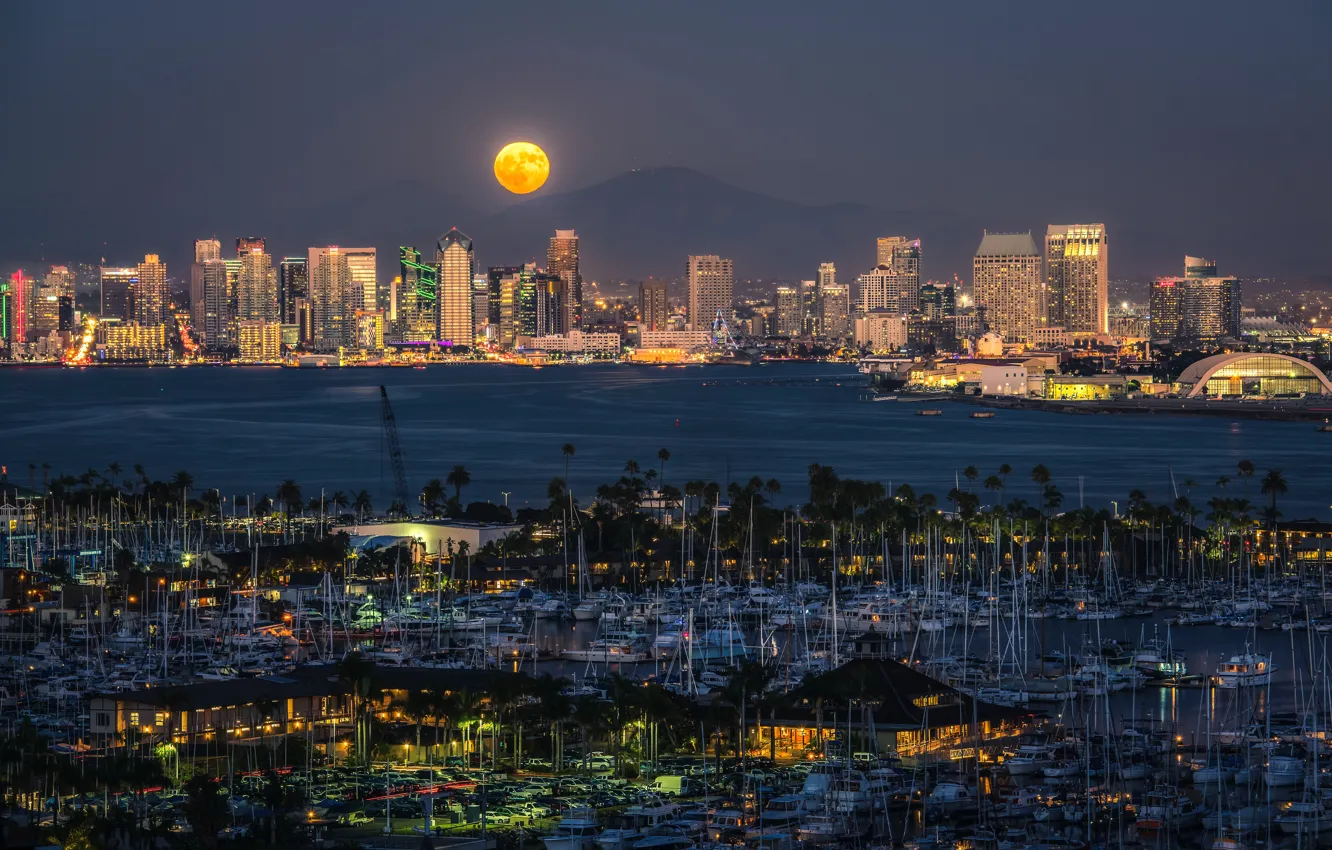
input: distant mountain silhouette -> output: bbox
[472,167,1004,283]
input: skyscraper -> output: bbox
[547,229,581,333]
[134,254,168,327]
[99,266,136,320]
[201,259,232,348]
[1045,224,1109,336]
[687,255,733,331]
[775,286,801,336]
[279,257,308,325]
[44,266,75,300]
[398,247,438,342]
[235,237,265,257]
[195,239,222,264]
[876,237,921,287]
[820,284,851,339]
[1151,256,1240,342]
[308,247,352,351]
[918,282,956,319]
[4,271,33,344]
[639,282,669,331]
[236,247,278,323]
[817,262,836,293]
[340,248,378,313]
[856,265,919,314]
[487,266,523,328]
[973,232,1042,344]
[436,229,475,347]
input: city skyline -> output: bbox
[2,3,1328,282]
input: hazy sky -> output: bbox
[2,0,1329,278]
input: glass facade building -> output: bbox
[1177,353,1332,398]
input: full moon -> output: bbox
[494,142,550,194]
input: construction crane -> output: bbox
[379,385,411,517]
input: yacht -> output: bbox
[1275,796,1330,835]
[1264,754,1305,787]
[1004,744,1055,776]
[758,796,808,830]
[561,639,648,664]
[542,807,602,850]
[1213,650,1276,688]
[1134,786,1205,832]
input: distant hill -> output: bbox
[472,167,1003,283]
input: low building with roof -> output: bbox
[1175,352,1332,398]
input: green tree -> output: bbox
[446,465,471,502]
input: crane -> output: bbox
[379,385,411,517]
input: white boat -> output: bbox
[1004,745,1055,776]
[1275,796,1330,835]
[1213,650,1276,688]
[561,640,647,664]
[924,781,976,813]
[1134,786,1204,831]
[796,813,852,844]
[542,807,601,850]
[573,599,605,621]
[1264,755,1305,787]
[757,796,808,829]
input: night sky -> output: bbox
[2,1,1329,280]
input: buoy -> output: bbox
[675,419,680,427]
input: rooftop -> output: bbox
[975,232,1038,257]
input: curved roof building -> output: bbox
[1176,352,1332,398]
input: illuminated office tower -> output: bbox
[134,254,168,327]
[857,264,919,314]
[236,247,278,322]
[398,246,438,342]
[876,237,921,287]
[472,276,489,341]
[200,259,233,348]
[918,282,956,319]
[775,285,801,336]
[1185,255,1217,278]
[436,229,475,347]
[192,240,222,333]
[237,320,282,361]
[487,266,523,327]
[44,265,75,300]
[818,262,836,294]
[3,271,33,343]
[972,232,1042,344]
[639,282,669,331]
[1045,224,1108,335]
[1149,278,1183,340]
[236,237,265,257]
[196,239,221,263]
[279,257,307,325]
[820,284,851,339]
[332,248,376,312]
[29,283,61,338]
[0,280,11,344]
[547,229,582,332]
[308,247,352,351]
[100,266,136,320]
[687,255,733,330]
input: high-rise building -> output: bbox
[236,248,278,323]
[821,284,851,340]
[235,237,265,258]
[44,266,75,300]
[29,284,61,339]
[818,263,836,294]
[973,232,1042,344]
[487,266,523,328]
[200,259,233,348]
[472,276,489,342]
[134,254,168,327]
[236,320,282,361]
[329,248,376,312]
[195,239,222,264]
[4,271,33,344]
[875,237,921,290]
[1149,278,1183,340]
[918,282,956,320]
[308,247,352,351]
[687,255,733,331]
[775,286,801,336]
[398,247,438,342]
[99,266,137,320]
[0,280,12,345]
[1150,256,1241,342]
[279,257,308,326]
[1185,255,1217,278]
[639,282,669,331]
[1045,224,1108,336]
[857,265,919,314]
[353,310,386,351]
[547,229,581,333]
[436,229,475,347]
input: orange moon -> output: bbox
[494,142,550,194]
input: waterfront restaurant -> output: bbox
[755,659,1030,763]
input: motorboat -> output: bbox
[1213,650,1276,688]
[542,806,602,850]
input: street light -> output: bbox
[501,491,511,507]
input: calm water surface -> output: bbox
[3,362,1331,516]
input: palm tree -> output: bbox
[562,443,576,479]
[276,479,302,516]
[337,651,379,762]
[1261,469,1288,527]
[446,465,471,503]
[420,479,445,515]
[353,489,373,518]
[624,459,641,476]
[1031,464,1051,488]
[170,470,194,498]
[963,465,978,485]
[657,448,671,487]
